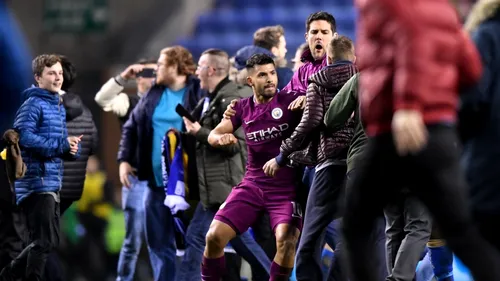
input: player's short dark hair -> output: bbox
[32,54,61,76]
[59,55,77,91]
[306,11,336,32]
[245,54,275,73]
[329,36,354,61]
[253,25,285,51]
[136,58,157,65]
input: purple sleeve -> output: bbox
[282,67,307,94]
[229,100,243,131]
[283,91,301,106]
[282,68,300,93]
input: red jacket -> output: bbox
[355,0,482,136]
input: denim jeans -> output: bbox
[116,177,147,281]
[177,202,272,281]
[144,186,177,281]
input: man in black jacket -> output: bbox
[59,55,98,213]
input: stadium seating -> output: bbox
[175,0,356,60]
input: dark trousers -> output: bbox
[0,205,25,270]
[0,160,25,271]
[295,165,346,281]
[342,125,500,281]
[324,170,387,281]
[384,191,431,281]
[43,199,74,281]
[474,212,500,254]
[1,194,60,281]
[77,212,109,281]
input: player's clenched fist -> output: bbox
[218,133,237,146]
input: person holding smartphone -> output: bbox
[95,58,157,127]
[95,58,156,281]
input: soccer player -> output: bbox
[201,54,303,281]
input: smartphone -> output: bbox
[136,68,156,78]
[175,104,196,123]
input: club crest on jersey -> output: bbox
[271,108,283,119]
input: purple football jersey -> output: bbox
[230,91,302,188]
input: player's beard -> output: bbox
[258,84,276,100]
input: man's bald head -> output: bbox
[200,49,230,77]
[197,49,231,92]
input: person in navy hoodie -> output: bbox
[117,46,203,281]
[0,54,81,281]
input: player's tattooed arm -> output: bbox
[208,119,238,147]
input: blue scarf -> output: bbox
[161,129,190,256]
[161,129,190,214]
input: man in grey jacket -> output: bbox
[178,49,271,281]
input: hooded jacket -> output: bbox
[13,87,79,204]
[61,92,98,201]
[277,61,358,166]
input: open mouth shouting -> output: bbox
[314,42,324,51]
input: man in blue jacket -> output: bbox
[0,54,81,281]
